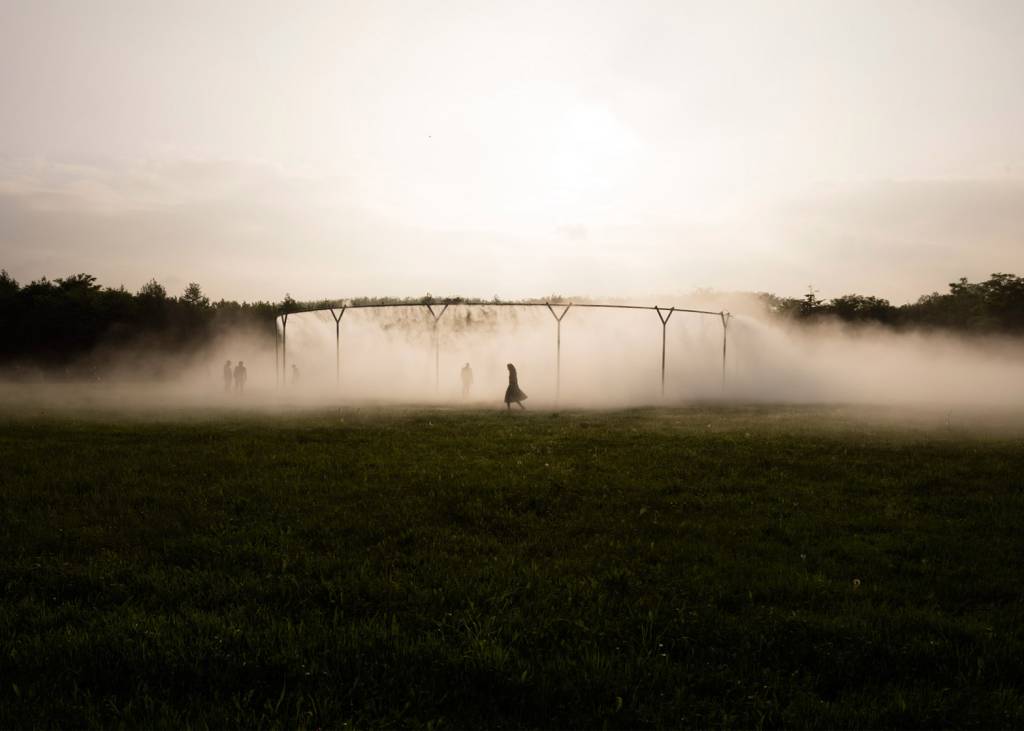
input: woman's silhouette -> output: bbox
[504,363,527,410]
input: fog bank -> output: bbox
[4,296,1022,413]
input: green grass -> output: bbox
[1,404,1023,728]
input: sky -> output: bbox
[2,0,1024,304]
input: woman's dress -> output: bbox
[504,366,528,403]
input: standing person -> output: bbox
[504,363,527,410]
[234,360,247,393]
[223,360,233,392]
[460,362,474,399]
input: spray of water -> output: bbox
[2,293,1023,414]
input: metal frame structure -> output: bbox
[274,300,732,400]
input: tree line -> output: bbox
[0,270,1021,374]
[761,273,1024,333]
[0,272,278,375]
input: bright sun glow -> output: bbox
[373,86,647,233]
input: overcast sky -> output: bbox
[2,0,1023,303]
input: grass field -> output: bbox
[1,403,1023,728]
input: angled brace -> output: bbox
[425,303,449,322]
[655,306,675,325]
[545,302,572,321]
[329,306,347,324]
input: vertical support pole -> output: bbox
[655,307,674,398]
[281,313,288,387]
[720,311,730,390]
[556,319,561,401]
[424,303,449,395]
[330,307,346,388]
[661,322,667,395]
[545,303,572,405]
[274,318,280,388]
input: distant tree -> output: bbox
[56,273,100,291]
[898,273,1024,332]
[0,270,19,298]
[974,273,1024,331]
[182,282,210,308]
[799,287,824,317]
[757,292,802,317]
[138,279,167,300]
[827,294,896,323]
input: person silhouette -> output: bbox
[461,362,474,399]
[223,360,233,392]
[234,360,247,393]
[504,363,527,410]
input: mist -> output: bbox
[7,294,1019,416]
[272,298,1024,409]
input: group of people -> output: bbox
[461,362,528,410]
[223,360,248,393]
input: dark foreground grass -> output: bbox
[1,404,1024,728]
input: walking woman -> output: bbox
[504,363,527,410]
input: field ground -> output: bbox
[1,403,1024,728]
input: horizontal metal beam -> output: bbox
[282,300,726,318]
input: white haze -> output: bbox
[279,299,1024,409]
[5,297,1021,415]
